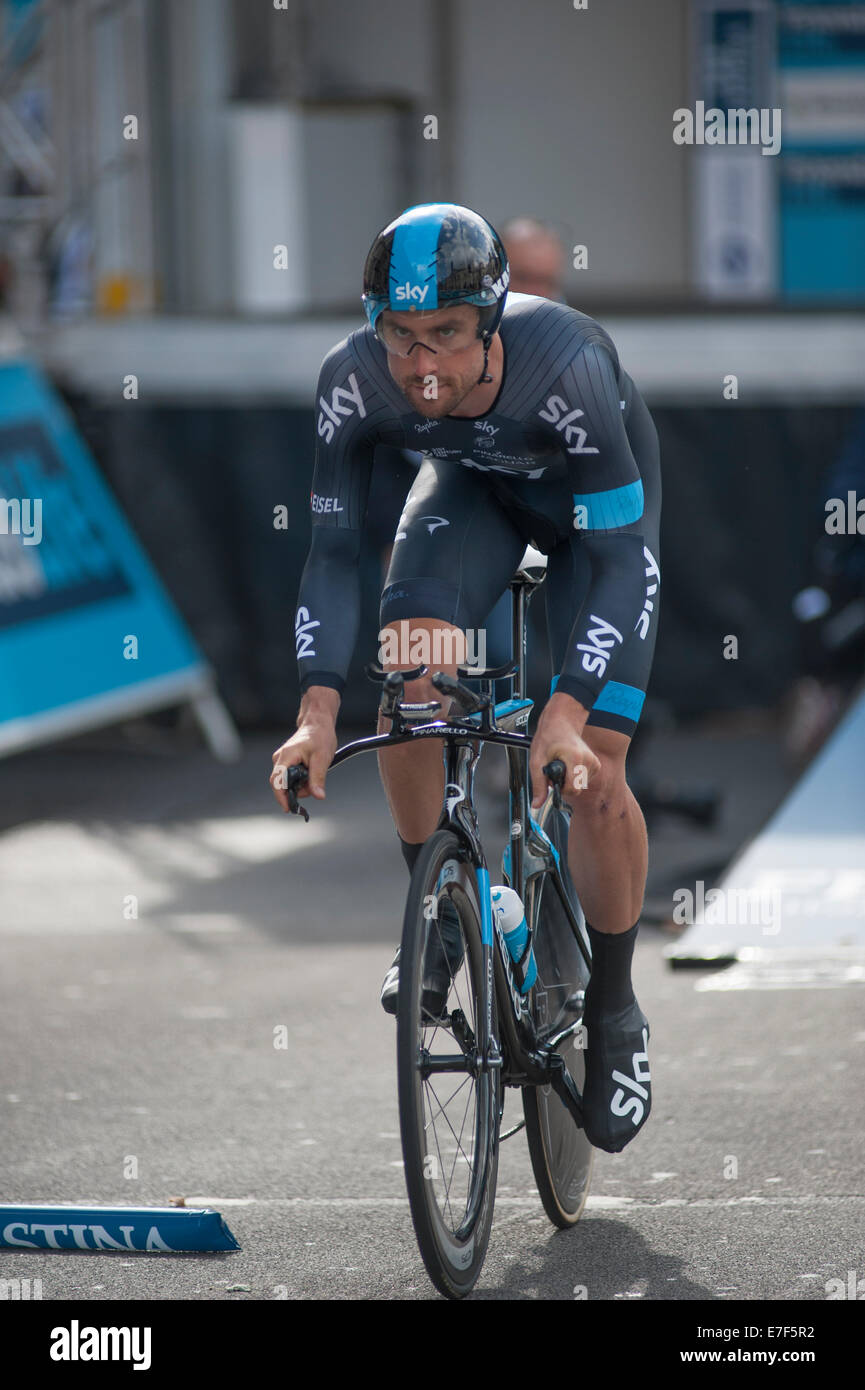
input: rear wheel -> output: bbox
[396,830,500,1298]
[522,797,594,1227]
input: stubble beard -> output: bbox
[402,369,478,419]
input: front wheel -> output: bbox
[396,830,500,1299]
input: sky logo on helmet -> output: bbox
[393,283,429,304]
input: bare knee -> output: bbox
[563,755,628,819]
[379,618,462,708]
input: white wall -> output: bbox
[450,0,690,302]
[158,0,691,312]
[299,0,690,304]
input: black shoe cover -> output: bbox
[379,898,465,1019]
[380,947,400,1015]
[423,897,465,982]
[581,999,651,1153]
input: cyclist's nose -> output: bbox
[407,341,438,373]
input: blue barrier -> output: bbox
[0,1204,240,1252]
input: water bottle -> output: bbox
[490,886,537,993]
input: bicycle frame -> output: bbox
[318,570,591,1127]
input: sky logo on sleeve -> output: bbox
[576,613,623,677]
[537,395,599,455]
[295,606,320,660]
[317,373,366,444]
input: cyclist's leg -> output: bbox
[542,466,660,1150]
[376,458,525,847]
[477,587,514,705]
[544,567,660,930]
[365,445,421,584]
[545,572,658,1150]
[544,389,661,934]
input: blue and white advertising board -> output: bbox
[0,359,212,755]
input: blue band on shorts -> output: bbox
[380,576,460,625]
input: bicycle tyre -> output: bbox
[522,798,594,1228]
[397,829,500,1299]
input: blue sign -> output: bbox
[0,360,209,752]
[0,1204,240,1252]
[777,1,865,300]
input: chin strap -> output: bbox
[477,332,493,385]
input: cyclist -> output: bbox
[271,203,660,1154]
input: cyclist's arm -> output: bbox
[547,340,648,721]
[295,345,376,708]
[296,527,365,701]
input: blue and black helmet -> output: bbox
[362,202,509,342]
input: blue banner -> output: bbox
[0,360,208,752]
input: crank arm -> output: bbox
[546,1051,584,1127]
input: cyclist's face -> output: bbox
[380,305,484,416]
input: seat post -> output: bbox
[508,546,548,702]
[508,576,529,701]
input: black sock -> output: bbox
[399,834,424,876]
[584,921,639,1015]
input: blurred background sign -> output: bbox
[693,0,865,302]
[777,0,865,300]
[692,0,779,299]
[0,359,237,757]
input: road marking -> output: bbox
[184,1193,865,1211]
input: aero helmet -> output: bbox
[362,203,509,381]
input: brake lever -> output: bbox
[542,758,566,811]
[379,671,404,720]
[281,764,310,821]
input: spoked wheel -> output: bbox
[522,796,594,1227]
[396,829,500,1299]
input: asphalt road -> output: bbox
[1,719,863,1306]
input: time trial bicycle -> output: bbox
[282,547,594,1298]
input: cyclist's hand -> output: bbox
[270,718,337,811]
[530,707,601,809]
